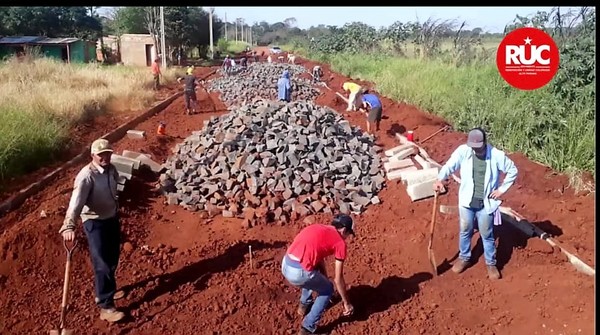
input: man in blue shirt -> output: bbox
[359,92,383,134]
[433,128,518,280]
[277,70,292,102]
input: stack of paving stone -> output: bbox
[207,63,321,107]
[160,99,385,226]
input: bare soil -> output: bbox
[0,58,594,335]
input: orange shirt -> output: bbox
[151,62,161,75]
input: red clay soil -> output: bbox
[0,58,594,335]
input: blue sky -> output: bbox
[210,6,581,33]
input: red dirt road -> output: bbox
[0,60,595,335]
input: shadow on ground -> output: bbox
[321,272,433,332]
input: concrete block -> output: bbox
[406,177,445,201]
[402,167,439,187]
[111,159,134,176]
[117,173,131,183]
[384,143,415,157]
[383,158,414,173]
[112,154,141,170]
[138,155,163,173]
[413,154,431,170]
[389,146,418,161]
[122,150,151,160]
[386,166,418,181]
[126,130,145,139]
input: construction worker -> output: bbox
[277,69,292,102]
[341,81,363,112]
[281,214,355,335]
[151,56,161,90]
[359,91,383,134]
[59,139,125,323]
[222,55,231,75]
[240,56,248,71]
[311,65,323,84]
[177,66,199,115]
[434,128,518,280]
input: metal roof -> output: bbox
[0,36,43,44]
[0,36,81,45]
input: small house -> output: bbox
[0,36,95,63]
[118,34,158,67]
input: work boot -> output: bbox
[452,259,470,274]
[99,308,125,323]
[487,265,502,280]
[297,302,311,316]
[95,290,125,303]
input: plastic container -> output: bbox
[157,122,166,135]
[406,130,414,142]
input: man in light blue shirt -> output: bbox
[277,70,292,102]
[433,128,518,280]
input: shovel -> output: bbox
[428,191,439,276]
[50,239,78,335]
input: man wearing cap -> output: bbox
[434,128,518,280]
[177,66,199,115]
[281,214,356,335]
[59,139,125,322]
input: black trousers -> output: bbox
[83,216,121,309]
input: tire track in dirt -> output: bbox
[0,61,594,335]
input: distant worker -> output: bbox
[359,92,383,134]
[341,81,363,112]
[281,214,356,335]
[177,66,200,115]
[240,57,248,71]
[311,65,323,84]
[60,139,126,323]
[434,128,519,280]
[151,57,162,90]
[222,55,231,75]
[267,55,273,63]
[277,70,293,102]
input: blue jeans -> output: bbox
[83,216,121,309]
[281,255,334,333]
[458,206,496,266]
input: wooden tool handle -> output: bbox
[428,191,439,250]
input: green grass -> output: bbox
[301,52,595,180]
[0,56,179,184]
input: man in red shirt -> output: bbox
[151,57,162,90]
[282,214,356,335]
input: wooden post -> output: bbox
[66,44,71,63]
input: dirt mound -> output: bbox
[0,59,594,335]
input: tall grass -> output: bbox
[311,53,595,177]
[0,56,178,182]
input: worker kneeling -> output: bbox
[281,214,355,335]
[277,70,292,102]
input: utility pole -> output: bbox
[208,8,214,59]
[224,13,228,41]
[235,19,238,42]
[241,19,244,43]
[160,6,166,68]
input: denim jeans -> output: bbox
[83,216,121,309]
[458,206,496,266]
[281,255,334,333]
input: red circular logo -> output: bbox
[496,27,560,90]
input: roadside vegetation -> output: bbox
[282,8,595,186]
[0,55,178,183]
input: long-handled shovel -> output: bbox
[50,240,78,335]
[428,191,439,276]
